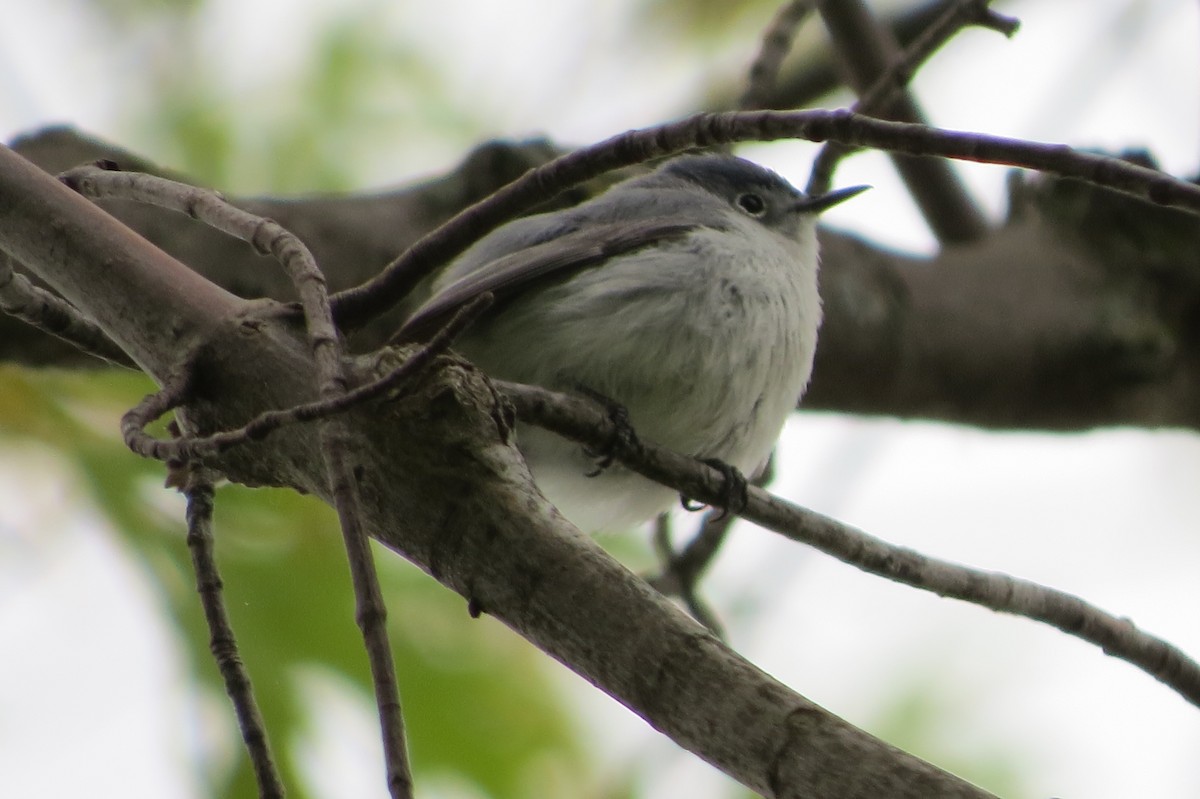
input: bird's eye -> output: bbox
[736,193,766,216]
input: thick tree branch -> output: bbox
[1,128,564,365]
[809,175,1200,429]
[0,144,239,378]
[0,142,991,798]
[0,251,133,366]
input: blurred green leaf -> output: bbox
[637,0,784,44]
[869,673,1027,798]
[0,367,585,798]
[84,0,487,192]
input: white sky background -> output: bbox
[2,0,1200,797]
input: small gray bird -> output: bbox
[401,154,866,532]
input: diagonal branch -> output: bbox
[1,142,996,797]
[0,252,133,366]
[740,1,817,111]
[807,0,1019,196]
[329,110,1200,329]
[0,151,240,378]
[501,380,1200,710]
[816,0,991,241]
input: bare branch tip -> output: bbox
[984,11,1020,38]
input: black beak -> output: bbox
[792,184,871,215]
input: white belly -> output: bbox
[457,224,822,532]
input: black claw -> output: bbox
[575,385,639,476]
[682,458,749,520]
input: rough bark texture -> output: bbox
[7,127,1198,431]
[0,137,995,797]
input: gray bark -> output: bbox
[0,136,995,798]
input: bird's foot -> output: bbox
[680,458,749,520]
[574,385,639,476]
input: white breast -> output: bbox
[456,218,823,532]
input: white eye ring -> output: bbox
[736,192,766,216]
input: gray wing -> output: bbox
[397,216,698,341]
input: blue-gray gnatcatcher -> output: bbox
[401,154,867,532]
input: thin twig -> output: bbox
[808,0,1019,196]
[210,182,416,799]
[648,513,725,636]
[328,109,1200,329]
[68,165,417,798]
[500,379,1200,710]
[815,0,993,241]
[729,1,976,112]
[325,443,415,799]
[183,467,286,799]
[121,294,494,464]
[857,1,1018,114]
[740,1,816,110]
[0,253,132,366]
